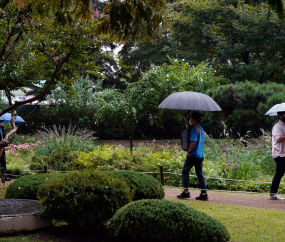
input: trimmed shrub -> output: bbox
[108,199,230,242]
[106,170,164,201]
[37,169,132,228]
[5,173,65,200]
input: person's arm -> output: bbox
[277,135,285,142]
[187,141,196,156]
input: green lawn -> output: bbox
[175,199,285,242]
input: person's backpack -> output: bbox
[181,126,200,151]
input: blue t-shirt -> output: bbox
[189,125,204,158]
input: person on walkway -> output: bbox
[177,112,208,200]
[0,117,11,181]
[270,111,285,200]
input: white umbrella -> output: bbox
[158,91,222,111]
[265,103,285,116]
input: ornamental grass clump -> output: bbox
[5,173,65,200]
[106,170,164,200]
[31,124,97,170]
[37,169,132,228]
[108,199,230,242]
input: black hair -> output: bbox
[277,111,285,119]
[191,112,201,123]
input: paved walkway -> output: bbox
[165,188,285,210]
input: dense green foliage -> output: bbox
[122,0,285,84]
[37,170,132,228]
[108,199,230,242]
[5,173,64,200]
[106,170,164,200]
[73,140,283,193]
[169,0,285,83]
[206,81,285,134]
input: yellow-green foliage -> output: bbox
[75,144,184,172]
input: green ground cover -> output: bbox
[0,197,284,242]
[3,131,280,193]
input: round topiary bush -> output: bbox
[37,169,132,228]
[108,199,230,242]
[106,170,164,201]
[5,173,65,200]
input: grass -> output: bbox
[176,199,285,242]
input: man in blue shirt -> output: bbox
[177,112,208,200]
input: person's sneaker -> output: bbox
[5,177,12,181]
[196,194,208,200]
[269,194,284,200]
[177,191,190,199]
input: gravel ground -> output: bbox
[165,188,285,210]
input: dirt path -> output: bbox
[165,188,285,210]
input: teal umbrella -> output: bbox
[0,113,25,123]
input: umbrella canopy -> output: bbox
[265,103,285,116]
[0,113,25,123]
[158,91,222,111]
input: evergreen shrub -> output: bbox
[108,199,230,242]
[37,169,132,228]
[5,173,65,200]
[106,170,164,200]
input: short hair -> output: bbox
[277,111,285,119]
[191,112,201,123]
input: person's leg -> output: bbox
[182,155,195,191]
[0,149,6,173]
[194,158,207,194]
[270,156,285,195]
[177,155,195,199]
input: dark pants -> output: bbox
[270,156,285,194]
[0,149,6,174]
[182,155,206,193]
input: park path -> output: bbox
[164,188,285,210]
[1,180,285,210]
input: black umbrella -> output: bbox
[158,91,222,111]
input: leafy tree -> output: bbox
[122,0,285,84]
[206,81,285,137]
[0,0,168,151]
[93,58,228,150]
[169,0,285,83]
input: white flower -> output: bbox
[201,78,203,82]
[174,59,178,62]
[166,74,169,77]
[167,79,169,81]
[182,59,185,61]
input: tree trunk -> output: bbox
[129,132,134,153]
